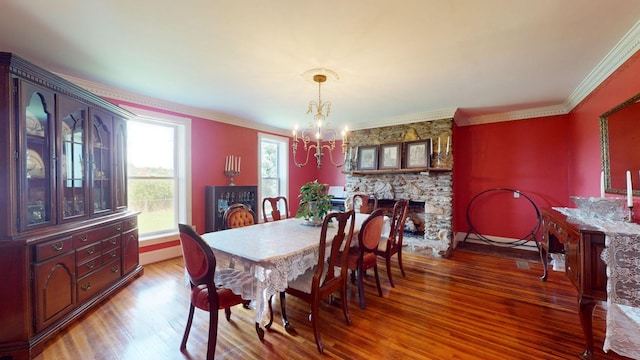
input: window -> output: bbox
[124,106,191,238]
[259,133,288,220]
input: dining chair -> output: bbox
[261,196,289,222]
[223,203,256,229]
[345,209,385,309]
[177,223,249,360]
[351,193,378,214]
[375,199,409,287]
[276,210,356,354]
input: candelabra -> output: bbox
[224,155,241,186]
[431,136,451,169]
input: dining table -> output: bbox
[201,212,383,338]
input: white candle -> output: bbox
[600,171,605,198]
[430,138,433,155]
[238,157,241,172]
[234,156,238,172]
[446,136,450,154]
[626,170,633,207]
[437,137,441,154]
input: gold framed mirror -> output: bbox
[600,92,640,195]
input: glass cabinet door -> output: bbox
[90,109,112,214]
[114,117,127,210]
[58,95,88,221]
[20,80,55,230]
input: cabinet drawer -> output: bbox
[36,237,73,262]
[76,254,102,278]
[73,222,123,248]
[102,236,120,252]
[76,242,101,263]
[123,217,137,231]
[102,247,120,263]
[77,258,121,303]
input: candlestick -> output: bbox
[600,171,605,198]
[626,170,633,207]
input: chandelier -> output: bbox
[292,72,349,168]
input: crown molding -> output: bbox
[565,20,640,110]
[455,104,570,126]
[54,73,292,137]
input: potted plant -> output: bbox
[295,180,334,226]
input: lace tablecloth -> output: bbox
[553,207,640,359]
[201,213,376,323]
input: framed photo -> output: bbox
[404,140,431,169]
[357,145,379,170]
[379,143,402,170]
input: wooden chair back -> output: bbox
[375,199,409,287]
[262,196,289,222]
[347,209,385,308]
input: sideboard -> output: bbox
[540,208,607,359]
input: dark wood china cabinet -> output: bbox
[0,52,142,360]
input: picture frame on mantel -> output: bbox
[404,139,431,169]
[357,145,379,170]
[379,143,402,170]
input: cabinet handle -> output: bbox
[86,247,95,255]
[128,220,135,226]
[81,282,92,291]
[115,225,121,231]
[111,266,120,273]
[109,250,117,258]
[79,235,88,242]
[52,242,65,251]
[109,238,117,245]
[86,261,95,269]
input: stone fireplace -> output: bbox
[345,119,453,256]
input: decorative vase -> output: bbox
[303,201,324,226]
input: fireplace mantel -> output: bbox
[344,167,451,176]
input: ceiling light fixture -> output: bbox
[292,71,349,168]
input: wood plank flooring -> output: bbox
[34,247,629,359]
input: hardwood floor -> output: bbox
[34,247,628,360]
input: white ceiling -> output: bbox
[2,1,640,133]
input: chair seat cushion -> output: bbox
[287,266,341,294]
[191,284,243,311]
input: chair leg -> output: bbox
[397,250,406,277]
[180,303,196,351]
[207,306,219,360]
[373,265,383,297]
[341,279,352,326]
[357,268,366,309]
[386,255,395,287]
[310,297,324,354]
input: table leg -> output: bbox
[578,295,597,359]
[539,246,549,281]
[255,322,264,340]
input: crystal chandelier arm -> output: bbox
[292,139,318,168]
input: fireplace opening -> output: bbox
[377,199,425,236]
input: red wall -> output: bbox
[454,49,640,238]
[109,99,324,230]
[454,114,569,239]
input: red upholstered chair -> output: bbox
[375,199,409,287]
[262,196,289,222]
[223,203,256,229]
[277,210,356,354]
[351,193,378,214]
[178,224,248,360]
[345,209,385,309]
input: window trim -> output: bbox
[121,105,192,242]
[258,133,289,221]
